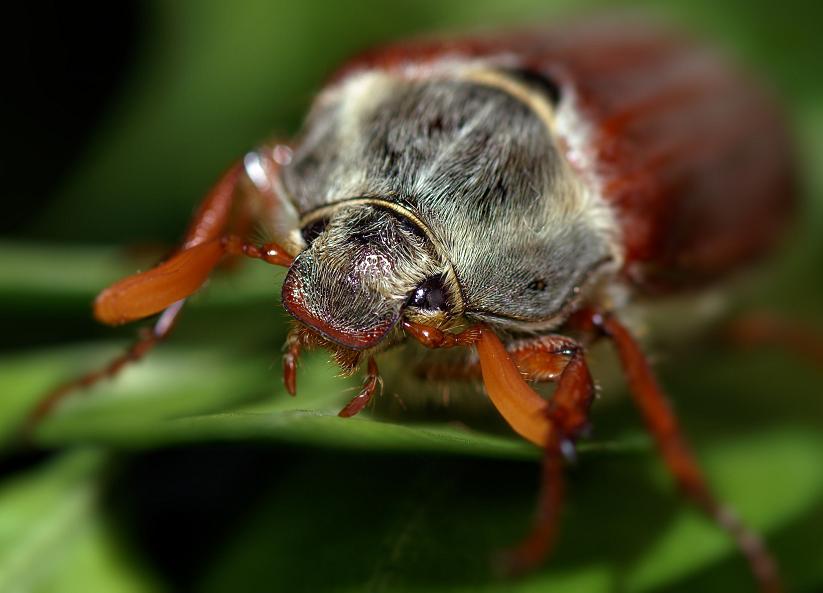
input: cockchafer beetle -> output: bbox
[35,16,797,593]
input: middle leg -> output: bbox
[595,311,782,593]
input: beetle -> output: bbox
[35,15,794,593]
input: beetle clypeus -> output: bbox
[37,16,795,593]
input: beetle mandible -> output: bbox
[37,16,795,593]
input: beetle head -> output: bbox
[282,203,456,351]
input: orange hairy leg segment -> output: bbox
[402,321,559,447]
[94,239,224,325]
[94,235,293,326]
[93,156,295,327]
[474,326,552,446]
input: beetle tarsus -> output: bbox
[338,358,381,418]
[24,299,187,436]
[282,331,302,397]
[496,430,566,576]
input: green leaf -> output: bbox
[0,344,282,447]
[0,451,93,589]
[198,430,823,593]
[4,343,638,459]
[34,515,166,593]
[0,450,163,593]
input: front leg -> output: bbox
[413,332,593,446]
[31,149,294,428]
[405,322,595,573]
[476,329,595,573]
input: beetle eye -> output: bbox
[408,275,447,311]
[301,218,328,245]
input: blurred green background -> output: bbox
[1,1,822,592]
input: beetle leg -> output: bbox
[595,312,782,593]
[94,234,292,326]
[404,321,551,445]
[282,328,302,397]
[25,299,187,431]
[338,358,382,417]
[90,161,240,325]
[94,155,294,326]
[32,159,293,428]
[474,328,594,574]
[725,311,823,368]
[416,333,575,383]
[28,161,245,426]
[405,322,594,572]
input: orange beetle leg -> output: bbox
[92,161,242,326]
[93,239,224,325]
[725,310,823,368]
[475,327,594,574]
[474,328,581,448]
[596,312,782,593]
[282,327,302,397]
[26,299,187,430]
[338,358,382,417]
[404,322,595,573]
[93,235,293,327]
[30,158,293,429]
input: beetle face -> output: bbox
[282,203,456,350]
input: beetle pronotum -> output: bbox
[37,16,795,592]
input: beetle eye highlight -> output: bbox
[408,275,447,311]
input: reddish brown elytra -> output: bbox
[37,16,795,593]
